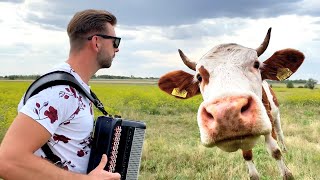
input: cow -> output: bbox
[158,28,304,180]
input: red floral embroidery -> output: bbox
[44,106,58,123]
[69,86,77,98]
[89,102,93,115]
[76,134,92,158]
[74,107,80,115]
[60,92,86,124]
[59,86,76,99]
[59,86,87,125]
[59,160,75,170]
[33,101,50,120]
[77,150,85,157]
[53,134,71,143]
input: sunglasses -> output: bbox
[87,34,121,48]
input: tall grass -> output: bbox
[0,81,319,179]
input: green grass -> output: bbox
[0,81,319,179]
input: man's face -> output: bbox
[97,23,119,68]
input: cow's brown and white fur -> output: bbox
[158,28,304,180]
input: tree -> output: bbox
[286,81,294,88]
[304,78,318,89]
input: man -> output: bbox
[0,9,121,179]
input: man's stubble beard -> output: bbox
[97,48,113,69]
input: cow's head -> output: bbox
[158,28,304,152]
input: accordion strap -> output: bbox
[23,70,109,116]
[23,70,113,166]
[41,143,64,167]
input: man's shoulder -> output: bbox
[18,85,80,110]
[18,63,90,111]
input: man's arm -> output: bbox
[0,113,120,180]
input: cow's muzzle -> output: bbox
[198,95,271,151]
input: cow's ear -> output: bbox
[158,70,200,99]
[260,48,305,81]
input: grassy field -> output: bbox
[0,80,319,180]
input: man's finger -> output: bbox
[96,154,108,170]
[112,172,121,179]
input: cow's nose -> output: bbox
[200,96,257,138]
[198,95,273,150]
[201,96,254,122]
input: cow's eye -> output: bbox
[253,61,260,69]
[196,74,202,82]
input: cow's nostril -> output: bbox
[203,107,214,120]
[241,97,252,114]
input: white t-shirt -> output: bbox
[18,62,94,174]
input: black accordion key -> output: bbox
[87,116,146,180]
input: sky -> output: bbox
[0,0,319,82]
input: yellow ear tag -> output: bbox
[171,88,188,98]
[276,68,293,81]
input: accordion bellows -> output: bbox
[87,116,146,180]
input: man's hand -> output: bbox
[88,154,121,180]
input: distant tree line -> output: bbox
[0,74,158,80]
[0,75,316,89]
[91,74,158,79]
[267,79,309,84]
[0,75,41,80]
[281,78,318,89]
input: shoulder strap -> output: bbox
[41,143,64,168]
[23,70,109,116]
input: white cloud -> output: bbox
[298,0,320,13]
[0,1,319,82]
[0,1,69,75]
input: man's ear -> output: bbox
[158,70,200,99]
[260,48,305,81]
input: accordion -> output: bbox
[87,116,146,180]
